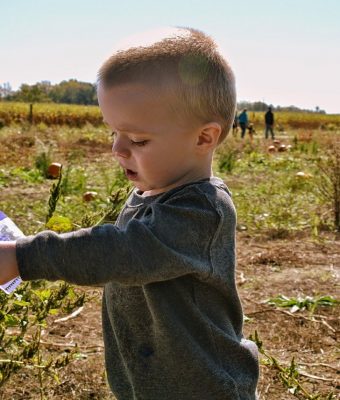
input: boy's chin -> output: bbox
[135,183,162,197]
[134,180,178,196]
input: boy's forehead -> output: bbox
[98,80,179,105]
[99,83,174,121]
[98,83,196,132]
[98,82,165,104]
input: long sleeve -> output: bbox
[16,188,219,286]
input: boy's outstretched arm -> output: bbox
[15,191,233,287]
[0,242,19,284]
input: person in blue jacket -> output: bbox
[238,108,248,138]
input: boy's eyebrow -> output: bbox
[102,120,150,134]
[113,124,150,134]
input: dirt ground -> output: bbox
[0,129,339,399]
[0,231,338,400]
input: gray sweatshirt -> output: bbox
[16,177,259,399]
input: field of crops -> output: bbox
[0,118,339,399]
[1,101,340,130]
[0,102,103,127]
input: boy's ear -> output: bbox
[196,122,222,153]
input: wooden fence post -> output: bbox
[28,103,33,124]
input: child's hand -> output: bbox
[0,242,19,284]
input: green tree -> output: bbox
[8,82,51,103]
[49,79,97,105]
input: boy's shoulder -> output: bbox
[158,176,230,198]
[156,176,234,214]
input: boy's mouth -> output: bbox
[124,168,138,181]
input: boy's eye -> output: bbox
[111,131,148,146]
[130,140,148,147]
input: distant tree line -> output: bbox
[0,80,326,113]
[237,100,326,114]
[0,80,97,105]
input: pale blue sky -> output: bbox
[1,0,339,113]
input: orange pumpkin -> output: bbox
[47,163,62,179]
[83,191,98,202]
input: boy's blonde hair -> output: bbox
[97,27,236,143]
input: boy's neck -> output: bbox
[141,165,213,197]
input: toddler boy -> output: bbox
[0,27,259,399]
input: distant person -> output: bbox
[238,108,248,138]
[232,111,238,135]
[0,28,259,400]
[247,123,256,141]
[264,106,275,139]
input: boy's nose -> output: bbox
[112,136,130,159]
